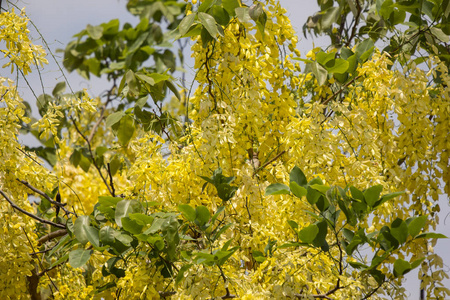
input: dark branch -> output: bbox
[0,190,65,229]
[295,280,342,300]
[71,117,114,196]
[37,229,68,245]
[16,179,66,207]
[253,150,287,176]
[159,291,176,298]
[16,179,74,217]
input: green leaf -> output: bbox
[222,0,240,16]
[105,111,124,128]
[217,183,238,202]
[363,185,383,207]
[312,220,328,249]
[311,61,328,85]
[393,259,411,277]
[265,183,290,195]
[355,38,375,62]
[178,204,196,222]
[430,27,450,43]
[166,80,181,101]
[350,186,365,201]
[321,6,340,29]
[49,253,69,269]
[125,70,139,97]
[348,261,369,269]
[278,242,306,249]
[146,72,171,84]
[195,206,210,227]
[47,234,71,257]
[198,12,221,39]
[69,249,93,268]
[249,2,263,22]
[407,215,427,238]
[290,166,307,187]
[178,13,196,37]
[324,58,349,74]
[211,5,230,26]
[415,232,448,239]
[289,181,307,199]
[411,257,425,269]
[310,184,330,193]
[52,82,66,97]
[135,73,156,86]
[121,217,143,234]
[86,24,103,40]
[175,264,192,286]
[235,7,251,23]
[115,200,141,227]
[198,0,215,12]
[74,216,99,247]
[374,191,404,208]
[316,51,335,65]
[98,196,122,208]
[298,224,319,244]
[128,213,154,226]
[390,218,408,244]
[306,186,321,205]
[287,220,298,231]
[213,223,233,241]
[99,226,116,245]
[117,115,135,146]
[210,207,225,226]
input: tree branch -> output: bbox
[321,75,362,106]
[0,190,65,229]
[295,280,342,300]
[16,179,74,217]
[253,150,286,176]
[37,229,68,245]
[71,117,114,196]
[345,0,362,47]
[16,179,66,207]
[87,85,115,143]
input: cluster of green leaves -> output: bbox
[200,167,238,202]
[38,167,237,294]
[23,0,188,175]
[176,0,267,46]
[265,166,446,286]
[64,1,185,80]
[46,179,238,294]
[299,0,450,103]
[296,38,375,86]
[305,0,450,63]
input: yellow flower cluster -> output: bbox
[0,78,53,299]
[0,8,48,74]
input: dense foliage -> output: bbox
[0,0,449,299]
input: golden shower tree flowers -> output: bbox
[1,0,450,299]
[0,8,48,74]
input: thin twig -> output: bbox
[71,117,114,196]
[22,228,59,294]
[345,0,362,47]
[87,83,116,143]
[0,190,65,229]
[15,147,43,166]
[16,179,66,207]
[253,150,287,176]
[107,163,116,197]
[321,75,361,106]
